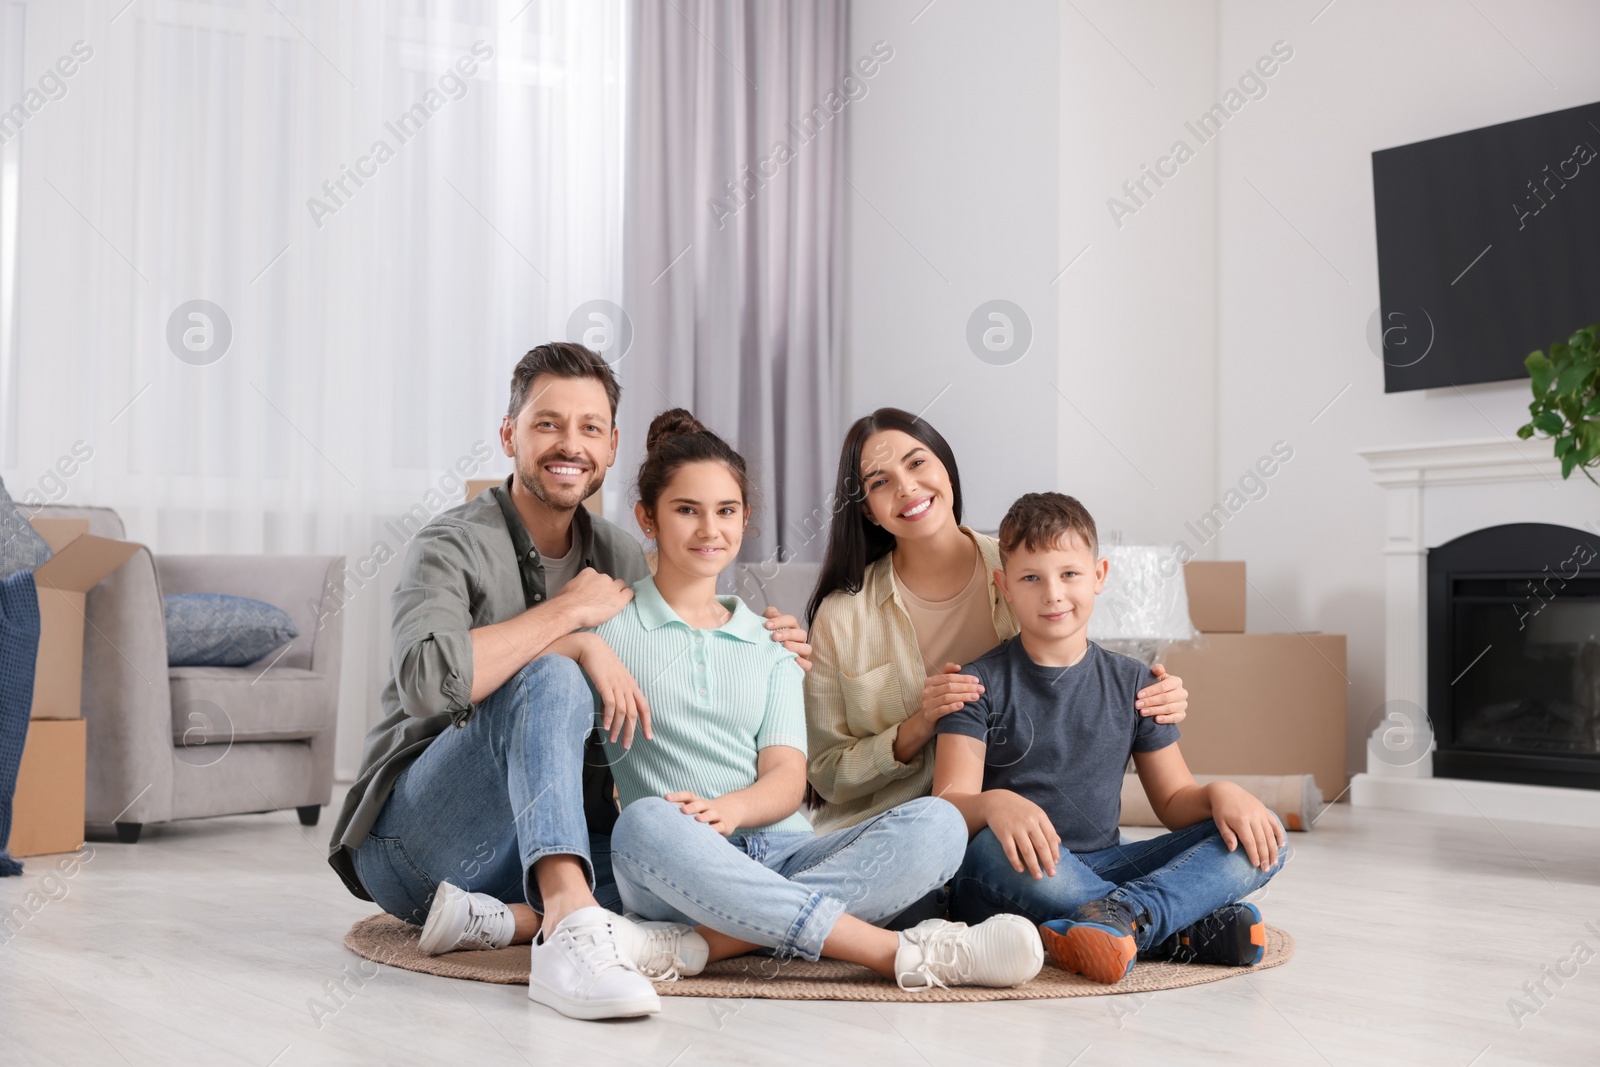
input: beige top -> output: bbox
[895,547,1002,674]
[805,527,1020,834]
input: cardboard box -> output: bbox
[8,718,86,858]
[1160,632,1348,799]
[27,519,142,720]
[466,476,602,515]
[1184,561,1246,633]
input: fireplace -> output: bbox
[1354,437,1600,828]
[1430,523,1600,790]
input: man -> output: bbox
[328,342,811,1019]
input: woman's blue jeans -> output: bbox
[353,656,617,925]
[611,795,967,961]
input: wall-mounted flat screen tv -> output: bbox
[1372,100,1600,393]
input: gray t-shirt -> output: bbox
[542,538,584,597]
[937,637,1178,853]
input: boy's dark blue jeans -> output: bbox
[950,818,1286,952]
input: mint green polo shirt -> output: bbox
[595,577,810,833]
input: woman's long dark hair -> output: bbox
[804,408,963,627]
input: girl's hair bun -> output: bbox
[634,407,757,522]
[645,408,706,454]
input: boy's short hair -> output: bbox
[998,492,1099,564]
[507,342,622,422]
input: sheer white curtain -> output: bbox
[1,0,625,777]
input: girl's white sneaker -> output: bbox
[894,915,1044,991]
[612,914,709,980]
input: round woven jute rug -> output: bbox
[344,914,1294,1002]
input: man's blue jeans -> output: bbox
[950,818,1286,952]
[611,795,968,961]
[353,656,616,925]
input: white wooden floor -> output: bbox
[2,791,1597,1067]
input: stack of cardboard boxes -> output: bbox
[8,518,138,858]
[1162,562,1348,804]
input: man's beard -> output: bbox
[515,449,602,512]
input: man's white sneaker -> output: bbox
[894,915,1044,991]
[418,881,514,956]
[527,907,661,1020]
[612,914,709,980]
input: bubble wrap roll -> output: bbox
[1088,544,1196,643]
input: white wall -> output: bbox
[1214,0,1600,774]
[1056,1,1219,546]
[846,0,1600,780]
[845,0,1061,530]
[845,0,1220,536]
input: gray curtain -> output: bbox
[623,0,845,566]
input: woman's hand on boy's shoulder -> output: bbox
[1137,664,1187,724]
[762,606,812,671]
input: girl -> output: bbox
[804,408,1190,837]
[565,409,1045,990]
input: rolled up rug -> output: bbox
[0,569,42,875]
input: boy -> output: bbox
[931,492,1285,984]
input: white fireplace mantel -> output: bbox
[1361,436,1571,488]
[1350,435,1600,828]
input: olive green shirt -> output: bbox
[327,479,648,901]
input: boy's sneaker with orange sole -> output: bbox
[1038,897,1139,985]
[1147,902,1267,967]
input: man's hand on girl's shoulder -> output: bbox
[556,567,634,629]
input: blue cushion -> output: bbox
[164,593,300,668]
[0,477,52,581]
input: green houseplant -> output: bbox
[1517,324,1600,482]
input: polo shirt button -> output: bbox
[698,688,708,697]
[533,594,542,602]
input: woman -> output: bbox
[804,408,1188,836]
[559,409,1046,993]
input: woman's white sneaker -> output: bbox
[894,915,1044,991]
[418,881,514,956]
[612,914,709,980]
[527,907,661,1020]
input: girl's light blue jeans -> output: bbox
[611,795,967,961]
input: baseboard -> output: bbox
[1351,772,1600,829]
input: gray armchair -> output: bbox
[34,506,345,843]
